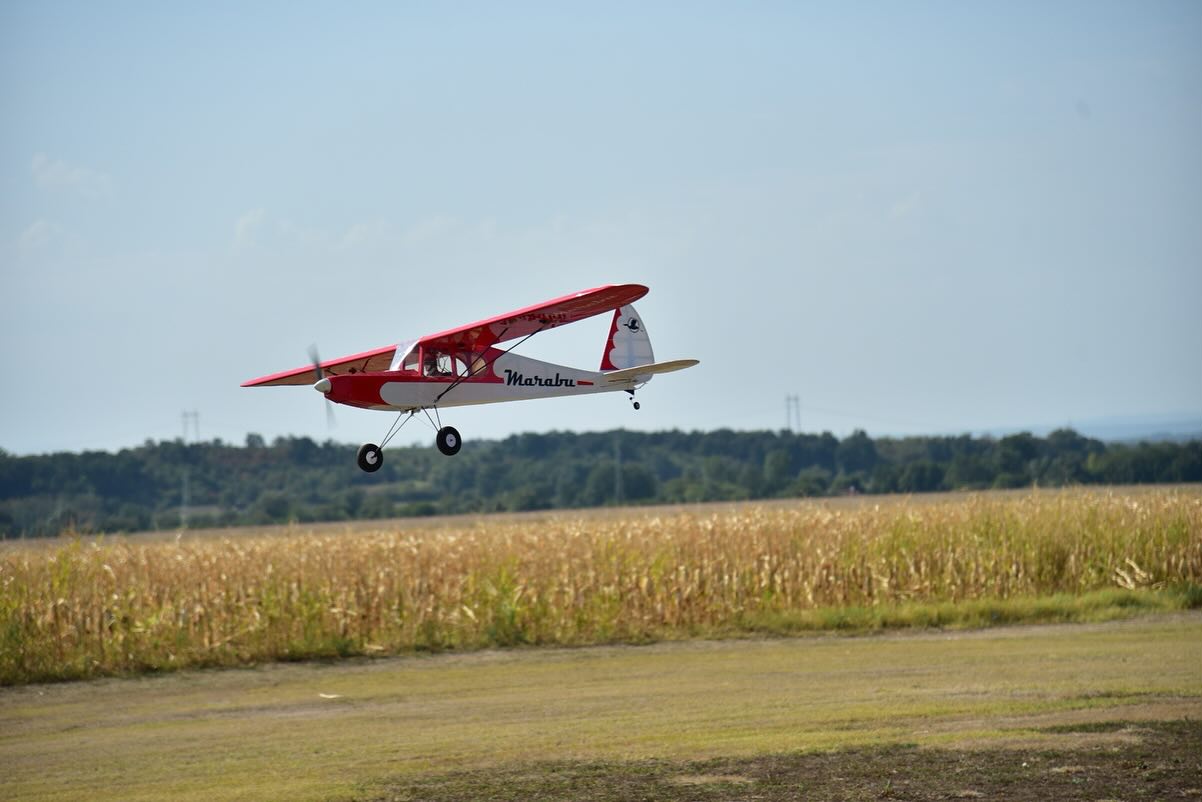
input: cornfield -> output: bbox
[2,489,1200,684]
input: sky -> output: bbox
[2,1,1200,456]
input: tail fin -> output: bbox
[600,303,654,370]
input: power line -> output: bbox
[794,402,945,432]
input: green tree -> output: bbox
[897,461,945,493]
[836,430,878,474]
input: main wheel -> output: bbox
[357,442,383,472]
[436,426,462,456]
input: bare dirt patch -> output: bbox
[368,720,1202,802]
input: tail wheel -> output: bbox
[357,443,383,472]
[436,426,462,456]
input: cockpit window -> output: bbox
[423,350,469,378]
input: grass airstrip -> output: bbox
[1,615,1199,801]
[1,488,1200,799]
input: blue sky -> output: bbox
[2,1,1200,454]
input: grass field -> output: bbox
[2,487,1200,684]
[1,614,1199,801]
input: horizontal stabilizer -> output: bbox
[602,359,699,384]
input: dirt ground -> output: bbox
[372,719,1202,801]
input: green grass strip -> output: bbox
[735,585,1201,635]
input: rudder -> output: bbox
[600,304,654,370]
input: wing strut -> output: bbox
[379,410,417,449]
[432,323,549,405]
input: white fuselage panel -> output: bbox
[377,353,635,410]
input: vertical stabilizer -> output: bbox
[600,304,654,370]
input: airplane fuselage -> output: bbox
[322,351,635,412]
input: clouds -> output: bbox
[18,219,65,251]
[234,208,267,248]
[227,208,677,272]
[31,153,113,198]
[12,154,112,253]
[888,190,925,221]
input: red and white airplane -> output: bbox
[242,284,699,471]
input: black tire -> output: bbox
[436,426,462,456]
[357,443,383,472]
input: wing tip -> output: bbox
[240,375,284,388]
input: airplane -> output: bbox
[241,284,699,472]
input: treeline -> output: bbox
[1,428,1199,537]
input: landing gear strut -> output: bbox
[627,390,640,411]
[356,410,464,471]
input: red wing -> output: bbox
[241,344,397,387]
[241,285,649,387]
[418,284,649,353]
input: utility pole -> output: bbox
[613,436,623,505]
[785,395,801,432]
[180,410,199,443]
[179,409,198,529]
[180,470,190,530]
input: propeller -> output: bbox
[308,345,336,429]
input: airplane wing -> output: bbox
[419,284,649,353]
[241,344,398,387]
[241,285,648,387]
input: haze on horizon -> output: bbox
[2,2,1199,456]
